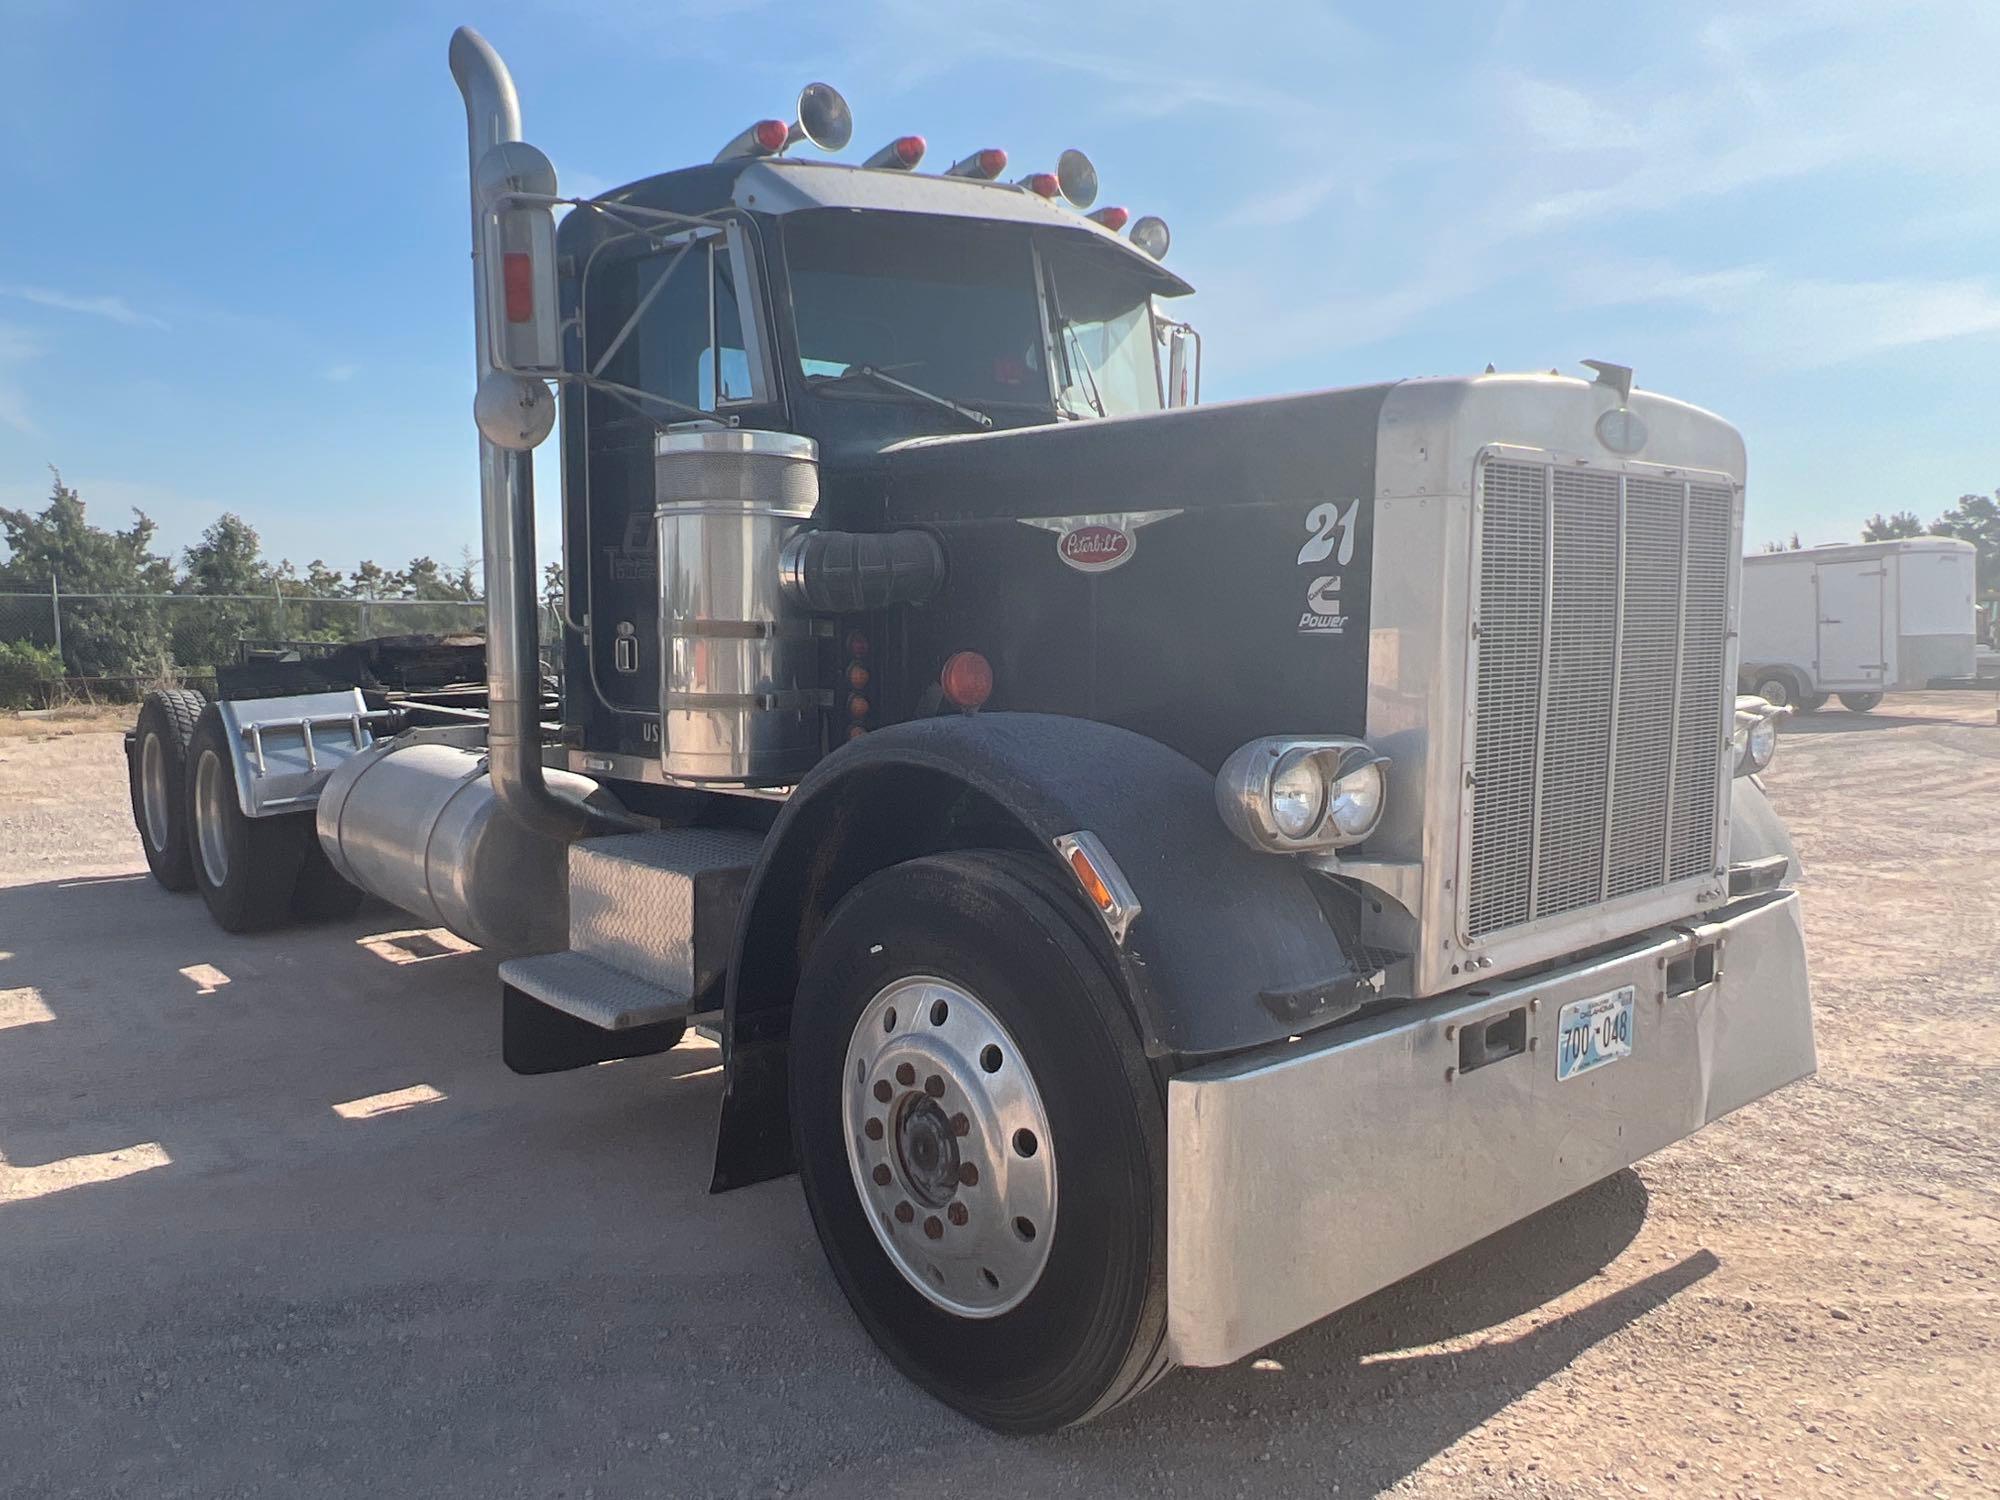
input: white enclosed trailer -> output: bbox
[1739,538,1978,711]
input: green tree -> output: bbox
[1862,511,1926,541]
[174,513,279,666]
[0,469,173,677]
[1932,490,2000,600]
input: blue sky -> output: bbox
[2,0,1996,576]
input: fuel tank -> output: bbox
[316,736,621,954]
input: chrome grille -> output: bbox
[1465,460,1735,940]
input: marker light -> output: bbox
[1129,215,1171,261]
[1056,148,1098,208]
[939,651,993,711]
[946,148,1008,180]
[502,252,534,323]
[1087,205,1130,232]
[753,119,790,153]
[863,135,927,170]
[1020,172,1060,199]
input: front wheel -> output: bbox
[790,852,1169,1433]
[1838,691,1883,712]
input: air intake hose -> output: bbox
[778,529,946,614]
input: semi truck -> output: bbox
[1739,537,1980,711]
[119,27,1814,1433]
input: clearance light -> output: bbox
[946,148,1008,180]
[1052,831,1143,944]
[753,119,790,153]
[863,135,927,170]
[939,651,993,711]
[1087,205,1130,232]
[1130,215,1171,261]
[1020,172,1060,199]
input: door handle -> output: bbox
[1819,618,1841,625]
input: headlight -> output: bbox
[1216,737,1390,853]
[1733,695,1788,777]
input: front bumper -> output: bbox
[1164,888,1814,1367]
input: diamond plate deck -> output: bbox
[496,950,691,1031]
[567,829,763,992]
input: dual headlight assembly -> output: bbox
[1216,737,1389,854]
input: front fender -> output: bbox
[711,713,1378,1188]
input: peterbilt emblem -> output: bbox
[1019,509,1182,573]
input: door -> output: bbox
[1815,561,1885,687]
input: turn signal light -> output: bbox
[939,651,993,711]
[1067,846,1114,912]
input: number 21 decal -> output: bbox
[1297,499,1359,567]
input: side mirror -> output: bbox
[475,140,562,377]
[1161,320,1201,408]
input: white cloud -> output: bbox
[324,363,359,382]
[0,284,168,330]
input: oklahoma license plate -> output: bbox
[1556,986,1635,1081]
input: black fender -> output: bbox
[711,712,1377,1189]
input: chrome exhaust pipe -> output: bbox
[449,26,623,840]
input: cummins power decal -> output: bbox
[1297,498,1360,634]
[1018,510,1183,573]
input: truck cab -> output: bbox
[120,27,1815,1435]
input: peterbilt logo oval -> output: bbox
[1018,509,1183,573]
[1060,524,1131,571]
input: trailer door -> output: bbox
[1815,560,1885,687]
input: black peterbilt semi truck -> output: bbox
[121,27,1815,1432]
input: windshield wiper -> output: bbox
[812,366,993,430]
[1059,323,1107,419]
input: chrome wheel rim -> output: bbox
[140,732,171,852]
[842,976,1056,1317]
[1757,677,1793,708]
[193,749,231,888]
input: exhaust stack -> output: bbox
[448,26,623,841]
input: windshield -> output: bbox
[785,213,1051,409]
[1046,247,1162,418]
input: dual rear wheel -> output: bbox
[128,692,363,930]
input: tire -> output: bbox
[291,836,366,921]
[1799,694,1829,714]
[1750,672,1800,709]
[1838,691,1883,713]
[185,704,311,933]
[790,851,1169,1434]
[127,688,206,891]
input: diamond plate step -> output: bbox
[496,950,690,1031]
[568,828,764,1000]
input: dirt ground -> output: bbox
[0,696,1994,1499]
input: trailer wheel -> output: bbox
[127,688,206,891]
[790,852,1168,1433]
[1838,691,1883,713]
[1750,671,1802,709]
[186,704,311,933]
[1799,693,1829,714]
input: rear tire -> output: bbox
[1799,693,1829,714]
[186,704,311,933]
[1838,691,1883,712]
[790,852,1169,1433]
[1750,672,1800,709]
[128,688,206,891]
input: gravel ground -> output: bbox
[0,697,1994,1499]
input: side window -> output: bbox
[589,230,761,416]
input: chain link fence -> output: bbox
[0,586,496,704]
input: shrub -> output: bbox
[0,640,65,708]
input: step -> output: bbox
[567,828,764,1000]
[496,950,690,1032]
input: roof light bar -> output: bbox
[945,147,1009,180]
[863,134,927,170]
[715,82,853,162]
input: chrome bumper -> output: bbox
[1165,889,1814,1368]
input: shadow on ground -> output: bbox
[1,870,1705,1499]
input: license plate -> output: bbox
[1556,986,1635,1081]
